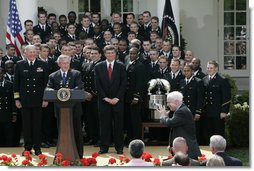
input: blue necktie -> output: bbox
[63,72,66,84]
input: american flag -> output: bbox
[6,0,24,56]
[161,0,179,46]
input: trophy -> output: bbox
[147,78,170,120]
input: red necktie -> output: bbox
[108,63,112,80]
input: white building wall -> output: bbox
[179,0,219,70]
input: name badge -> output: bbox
[37,67,44,72]
[23,70,29,72]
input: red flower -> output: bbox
[92,152,99,158]
[124,158,130,163]
[23,151,31,157]
[108,158,117,164]
[61,160,71,166]
[11,154,16,158]
[38,154,46,160]
[153,158,161,166]
[168,154,173,159]
[87,157,97,165]
[198,154,206,161]
[80,158,90,166]
[142,152,153,162]
[118,155,125,162]
[22,159,30,166]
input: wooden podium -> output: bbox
[43,89,85,163]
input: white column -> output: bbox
[17,0,38,26]
[101,0,111,20]
[157,0,164,23]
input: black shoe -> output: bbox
[35,149,42,156]
[98,150,108,154]
[41,142,50,148]
[22,150,32,156]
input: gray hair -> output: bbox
[128,139,145,158]
[57,54,71,64]
[173,137,187,148]
[167,91,183,103]
[210,135,227,151]
[24,45,36,53]
[206,154,225,166]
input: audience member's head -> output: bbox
[173,152,190,166]
[171,137,188,155]
[209,135,226,154]
[206,154,225,166]
[128,139,145,159]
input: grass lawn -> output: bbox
[226,147,249,166]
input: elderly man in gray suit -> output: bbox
[158,91,201,159]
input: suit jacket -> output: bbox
[164,71,185,92]
[125,60,146,103]
[47,69,83,90]
[162,157,200,166]
[62,34,78,43]
[1,55,22,68]
[160,104,201,159]
[125,159,154,166]
[13,59,49,107]
[203,73,231,117]
[201,152,243,166]
[216,152,243,166]
[179,77,204,116]
[95,60,127,101]
[0,80,16,122]
[76,26,94,38]
[194,68,206,79]
[33,24,52,43]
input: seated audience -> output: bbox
[206,154,225,166]
[125,139,154,166]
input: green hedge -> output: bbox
[224,75,249,147]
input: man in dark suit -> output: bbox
[0,67,16,147]
[202,60,231,144]
[81,47,102,146]
[162,137,200,166]
[158,91,201,159]
[13,45,49,155]
[62,24,78,43]
[33,11,52,43]
[95,45,127,154]
[201,135,242,166]
[164,58,185,92]
[124,47,146,143]
[191,58,206,79]
[1,44,22,68]
[46,54,84,158]
[76,15,94,39]
[180,64,204,144]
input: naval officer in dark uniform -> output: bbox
[13,45,49,155]
[180,64,204,144]
[202,60,231,145]
[0,67,16,147]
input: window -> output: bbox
[78,0,101,21]
[76,0,134,23]
[221,0,249,76]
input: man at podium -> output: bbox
[46,54,84,158]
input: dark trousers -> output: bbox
[98,100,124,151]
[55,103,84,158]
[41,103,56,143]
[21,107,42,150]
[203,116,225,145]
[0,121,14,147]
[12,109,22,147]
[85,100,99,144]
[125,102,142,143]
